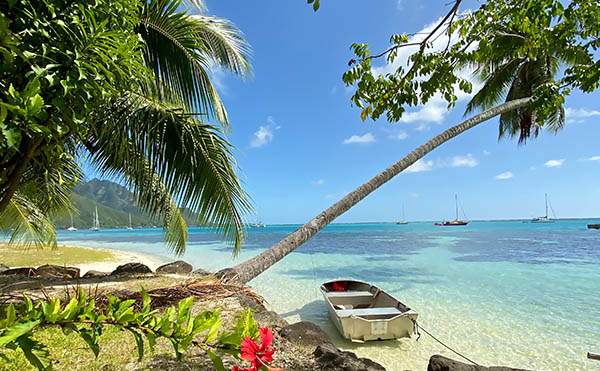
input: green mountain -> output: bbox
[53,179,196,230]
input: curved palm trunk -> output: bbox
[222,97,531,284]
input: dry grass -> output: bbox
[0,244,116,267]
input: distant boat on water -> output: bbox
[435,194,469,226]
[248,221,266,228]
[66,213,77,231]
[588,224,600,229]
[531,193,556,223]
[91,206,100,231]
[396,205,408,225]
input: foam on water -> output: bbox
[55,220,600,370]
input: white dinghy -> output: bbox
[320,279,418,343]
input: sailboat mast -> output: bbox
[455,194,458,220]
[545,193,548,218]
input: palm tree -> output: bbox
[222,23,578,284]
[0,0,253,255]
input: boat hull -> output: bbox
[435,221,468,226]
[321,279,417,342]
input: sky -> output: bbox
[91,0,600,224]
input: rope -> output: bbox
[412,319,480,366]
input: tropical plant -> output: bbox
[0,0,252,254]
[0,290,275,370]
[220,0,600,283]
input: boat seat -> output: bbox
[325,291,373,298]
[336,307,402,317]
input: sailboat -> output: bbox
[127,213,133,230]
[531,193,556,223]
[435,194,469,226]
[91,206,100,231]
[396,205,408,224]
[66,212,77,231]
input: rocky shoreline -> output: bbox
[0,260,529,370]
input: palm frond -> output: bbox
[87,78,251,255]
[190,15,252,78]
[137,0,251,129]
[0,193,57,250]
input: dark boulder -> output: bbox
[314,343,386,371]
[253,310,289,330]
[280,322,333,348]
[427,355,529,371]
[36,265,80,279]
[156,260,193,274]
[111,262,152,275]
[1,267,36,277]
[82,270,110,279]
[192,268,212,276]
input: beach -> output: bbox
[49,221,600,370]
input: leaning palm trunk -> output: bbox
[222,97,531,284]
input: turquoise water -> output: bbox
[55,220,600,370]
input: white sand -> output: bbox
[73,248,166,275]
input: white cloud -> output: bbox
[544,159,565,168]
[565,107,600,124]
[495,171,513,180]
[586,156,600,161]
[343,133,376,144]
[211,68,228,96]
[311,179,325,185]
[450,154,479,168]
[565,107,600,118]
[250,116,280,148]
[405,159,433,173]
[483,150,491,156]
[388,130,408,140]
[370,17,480,128]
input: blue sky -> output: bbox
[93,0,600,223]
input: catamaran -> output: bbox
[91,206,100,231]
[435,194,469,226]
[531,193,556,223]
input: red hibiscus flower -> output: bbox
[233,326,282,371]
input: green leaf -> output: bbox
[78,328,100,358]
[176,296,194,325]
[27,95,45,116]
[207,350,227,371]
[128,329,144,361]
[0,320,41,347]
[205,315,221,343]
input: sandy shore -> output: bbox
[73,248,167,275]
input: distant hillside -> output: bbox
[53,179,197,230]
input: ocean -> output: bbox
[56,220,600,370]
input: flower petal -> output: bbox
[260,348,275,363]
[258,326,274,351]
[240,337,260,361]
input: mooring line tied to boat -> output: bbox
[412,319,481,366]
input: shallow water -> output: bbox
[55,220,600,370]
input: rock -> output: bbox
[192,268,212,276]
[280,322,333,348]
[156,260,193,274]
[1,267,36,277]
[111,262,152,275]
[36,265,80,279]
[0,264,9,273]
[253,310,289,330]
[314,343,386,371]
[427,355,529,371]
[82,270,110,278]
